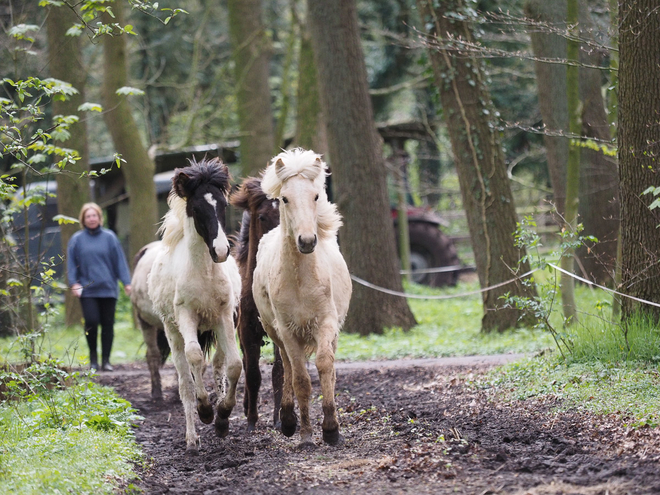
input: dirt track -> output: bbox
[99,357,660,494]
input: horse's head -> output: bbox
[173,157,231,263]
[262,149,330,255]
[231,177,280,240]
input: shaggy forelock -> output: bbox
[261,148,327,199]
[175,156,231,197]
[261,148,342,239]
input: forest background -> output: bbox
[0,0,658,339]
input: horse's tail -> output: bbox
[197,330,216,359]
[156,329,171,365]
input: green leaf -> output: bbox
[115,86,145,96]
[65,24,84,37]
[8,24,39,42]
[78,102,103,112]
[53,214,79,225]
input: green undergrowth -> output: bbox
[0,365,143,494]
[488,312,660,427]
[490,355,660,428]
[0,293,145,367]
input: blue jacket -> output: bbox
[67,227,132,299]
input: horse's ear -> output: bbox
[275,158,285,174]
[173,169,191,199]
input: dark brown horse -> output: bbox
[230,177,283,432]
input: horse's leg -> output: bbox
[239,312,262,432]
[271,342,283,430]
[177,309,213,425]
[140,320,162,400]
[281,336,314,448]
[273,334,297,438]
[164,323,200,455]
[212,312,242,438]
[316,326,342,446]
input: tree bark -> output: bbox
[294,24,328,155]
[417,0,537,332]
[227,0,276,176]
[102,6,158,261]
[526,0,619,285]
[46,4,90,327]
[307,0,416,335]
[561,0,580,323]
[618,0,660,320]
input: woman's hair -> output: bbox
[79,202,104,228]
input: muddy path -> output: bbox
[99,358,660,494]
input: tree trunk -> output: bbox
[307,0,416,335]
[561,0,580,323]
[618,0,660,320]
[417,0,537,332]
[227,0,276,176]
[102,6,158,261]
[294,24,328,155]
[526,0,619,285]
[46,4,90,327]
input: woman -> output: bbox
[67,203,132,371]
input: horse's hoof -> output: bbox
[151,390,163,401]
[198,403,214,424]
[185,446,199,457]
[296,440,317,451]
[246,421,257,433]
[323,429,344,446]
[280,408,297,437]
[273,420,282,432]
[215,417,229,438]
[281,418,297,437]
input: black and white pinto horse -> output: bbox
[148,158,242,455]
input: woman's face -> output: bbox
[83,209,101,229]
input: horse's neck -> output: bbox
[183,217,213,268]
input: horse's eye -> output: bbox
[314,194,319,201]
[281,197,288,204]
[258,214,264,221]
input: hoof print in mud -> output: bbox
[296,441,317,451]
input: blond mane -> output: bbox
[261,148,342,239]
[158,191,186,249]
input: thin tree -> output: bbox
[416,0,538,332]
[227,0,276,176]
[102,5,158,260]
[561,0,580,323]
[45,4,90,326]
[526,0,619,288]
[617,0,660,320]
[294,15,328,155]
[307,0,416,335]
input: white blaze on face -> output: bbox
[205,192,229,261]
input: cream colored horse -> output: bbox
[253,148,352,448]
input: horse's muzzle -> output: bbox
[209,244,230,263]
[297,234,317,254]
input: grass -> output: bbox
[1,275,613,365]
[0,294,146,368]
[491,355,660,428]
[0,378,142,494]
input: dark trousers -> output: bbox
[80,297,117,364]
